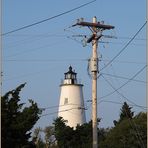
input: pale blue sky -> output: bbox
[2,0,146,129]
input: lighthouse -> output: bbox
[58,66,86,128]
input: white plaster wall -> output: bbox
[58,84,86,128]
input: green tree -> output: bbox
[53,117,106,148]
[2,83,42,148]
[113,102,134,126]
[53,117,74,148]
[99,112,147,148]
[75,121,92,148]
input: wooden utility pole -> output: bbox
[74,16,114,148]
[146,0,148,146]
[0,0,2,147]
[91,16,98,147]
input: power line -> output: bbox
[4,31,67,48]
[2,0,96,36]
[100,65,146,105]
[101,72,146,84]
[100,65,146,99]
[100,21,147,72]
[123,108,146,148]
[39,107,81,117]
[101,59,145,65]
[40,103,84,110]
[5,40,65,58]
[5,33,145,48]
[3,59,145,81]
[116,36,146,41]
[104,41,145,46]
[86,97,146,109]
[5,33,146,41]
[4,58,145,65]
[98,100,146,110]
[4,59,87,62]
[100,66,146,110]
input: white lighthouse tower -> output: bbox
[58,66,86,128]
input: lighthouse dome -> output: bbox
[63,66,77,85]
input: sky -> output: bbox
[2,0,147,129]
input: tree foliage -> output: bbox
[53,103,146,148]
[44,126,55,147]
[32,127,45,148]
[113,102,134,126]
[53,117,74,148]
[32,126,57,148]
[2,83,42,148]
[53,117,106,148]
[99,102,146,148]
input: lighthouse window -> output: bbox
[72,74,75,79]
[64,98,68,105]
[67,74,71,79]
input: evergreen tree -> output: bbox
[113,102,134,126]
[53,117,105,148]
[53,117,74,148]
[2,83,42,148]
[119,102,134,121]
[99,112,147,148]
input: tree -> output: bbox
[113,102,134,126]
[53,117,74,148]
[53,117,106,148]
[74,121,92,148]
[99,112,147,148]
[32,127,45,148]
[44,126,55,148]
[2,83,42,148]
[99,102,146,148]
[32,126,57,148]
[119,102,134,121]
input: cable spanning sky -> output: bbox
[2,0,146,128]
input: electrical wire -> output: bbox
[5,40,65,58]
[100,21,147,72]
[4,31,67,48]
[4,33,145,49]
[101,59,145,65]
[117,36,146,41]
[2,0,96,36]
[4,59,145,65]
[3,59,145,81]
[4,59,87,62]
[105,41,145,46]
[100,65,146,100]
[101,71,146,110]
[98,100,146,110]
[39,108,76,117]
[101,72,146,84]
[39,107,83,117]
[40,103,84,110]
[123,107,146,148]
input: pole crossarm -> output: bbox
[74,21,115,30]
[87,34,102,43]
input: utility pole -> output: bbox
[0,0,2,147]
[146,0,148,146]
[73,16,114,148]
